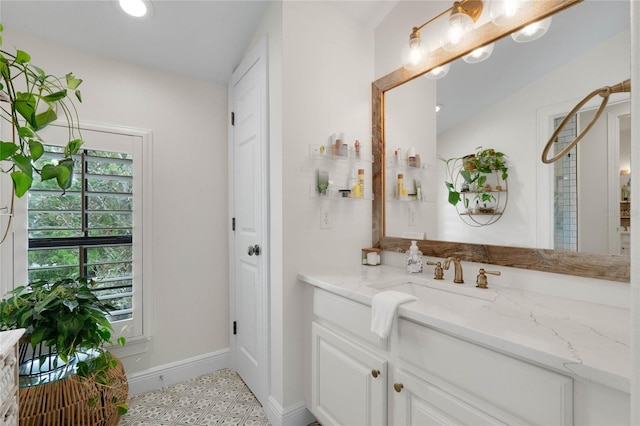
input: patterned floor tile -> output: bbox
[119,369,273,426]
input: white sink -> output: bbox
[366,277,497,301]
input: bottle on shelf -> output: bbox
[397,173,403,200]
[358,169,365,198]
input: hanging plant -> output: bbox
[440,146,509,208]
[0,23,83,197]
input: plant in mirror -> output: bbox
[441,147,508,209]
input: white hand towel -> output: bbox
[371,290,418,339]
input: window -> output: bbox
[4,123,152,341]
[28,147,134,322]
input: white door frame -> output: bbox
[228,37,270,405]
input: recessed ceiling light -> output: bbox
[119,0,150,18]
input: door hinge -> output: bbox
[232,217,236,231]
[231,112,235,126]
[233,321,237,335]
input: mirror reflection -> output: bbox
[384,0,631,255]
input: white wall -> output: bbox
[281,0,374,410]
[244,1,374,420]
[1,28,231,375]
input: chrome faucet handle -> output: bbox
[476,268,500,289]
[426,261,444,280]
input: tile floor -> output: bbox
[119,368,271,426]
[119,368,322,426]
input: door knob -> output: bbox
[248,244,261,256]
[394,383,404,393]
[371,370,381,378]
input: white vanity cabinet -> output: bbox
[395,319,573,425]
[307,284,627,425]
[311,323,388,426]
[391,368,506,425]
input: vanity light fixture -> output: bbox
[511,16,552,42]
[462,42,495,63]
[401,28,427,70]
[119,0,151,17]
[439,1,483,52]
[424,63,451,80]
[401,0,483,69]
[489,0,531,26]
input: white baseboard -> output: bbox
[126,348,232,395]
[265,396,316,426]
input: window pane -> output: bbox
[28,247,79,282]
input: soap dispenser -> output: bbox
[406,240,423,274]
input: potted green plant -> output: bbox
[440,147,509,211]
[0,23,83,197]
[0,278,128,417]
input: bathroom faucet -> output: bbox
[443,257,464,284]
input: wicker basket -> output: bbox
[19,356,128,426]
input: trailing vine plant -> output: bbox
[0,23,83,197]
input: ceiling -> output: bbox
[436,0,630,134]
[0,0,396,84]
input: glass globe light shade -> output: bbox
[119,0,147,17]
[440,11,474,52]
[511,16,552,43]
[424,63,451,80]
[401,40,427,70]
[462,43,495,64]
[489,0,530,26]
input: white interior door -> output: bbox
[229,39,268,405]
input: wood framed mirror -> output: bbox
[372,0,630,282]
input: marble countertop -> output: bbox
[298,265,630,393]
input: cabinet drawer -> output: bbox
[314,289,384,348]
[398,319,573,425]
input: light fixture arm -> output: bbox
[541,79,631,164]
[411,0,484,37]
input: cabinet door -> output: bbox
[311,322,387,426]
[392,369,506,426]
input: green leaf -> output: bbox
[18,126,35,138]
[117,404,129,416]
[12,154,33,176]
[30,328,46,346]
[117,336,126,347]
[57,158,74,189]
[502,171,509,181]
[75,90,83,103]
[33,65,46,80]
[11,171,33,198]
[34,108,58,130]
[41,90,67,103]
[42,163,73,191]
[0,142,19,161]
[15,50,31,64]
[41,164,59,181]
[66,73,83,90]
[29,140,44,161]
[65,139,83,157]
[15,93,37,127]
[477,175,487,188]
[447,190,461,206]
[62,299,79,311]
[58,315,84,337]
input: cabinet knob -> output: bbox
[371,369,381,378]
[394,383,404,393]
